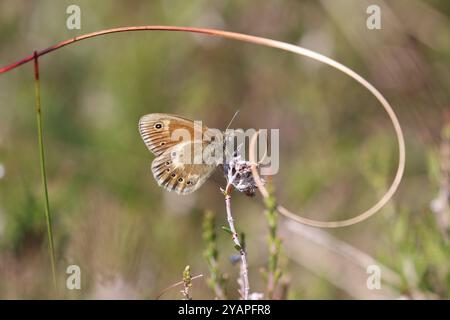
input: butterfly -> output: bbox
[139,113,234,195]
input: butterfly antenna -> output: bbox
[225,110,240,131]
[223,110,240,164]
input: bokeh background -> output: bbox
[0,0,449,299]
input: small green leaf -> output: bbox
[221,226,233,235]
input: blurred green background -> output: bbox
[0,0,449,299]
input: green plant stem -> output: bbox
[264,183,282,299]
[34,51,57,291]
[181,265,193,300]
[202,211,226,299]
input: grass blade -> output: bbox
[33,51,57,291]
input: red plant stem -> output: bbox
[33,51,39,81]
[1,25,274,74]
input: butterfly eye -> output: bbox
[160,142,165,146]
[186,181,192,185]
[154,122,163,130]
[166,169,170,172]
[165,161,170,165]
[171,173,176,178]
[178,178,183,183]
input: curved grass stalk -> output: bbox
[1,26,405,227]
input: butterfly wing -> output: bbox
[151,140,216,194]
[139,113,218,195]
[139,113,207,156]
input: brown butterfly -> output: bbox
[139,113,233,195]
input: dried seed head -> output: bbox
[223,151,264,196]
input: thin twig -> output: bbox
[33,51,57,291]
[223,171,249,300]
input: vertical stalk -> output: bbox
[33,51,57,290]
[264,183,282,299]
[224,183,249,300]
[202,211,226,299]
[181,265,193,300]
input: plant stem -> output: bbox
[224,182,249,300]
[202,211,226,299]
[181,265,193,300]
[264,182,282,299]
[33,51,57,291]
